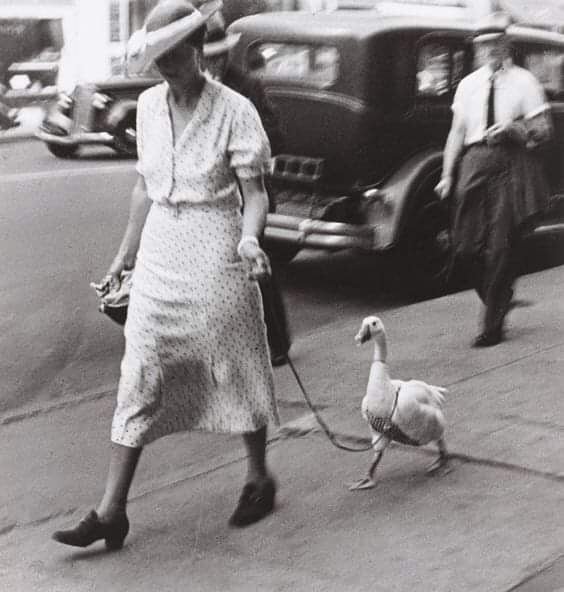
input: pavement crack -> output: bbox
[307,429,564,483]
[0,389,113,426]
[505,551,564,591]
[0,508,78,539]
[445,341,564,389]
[495,413,564,432]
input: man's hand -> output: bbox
[485,122,512,145]
[435,176,453,200]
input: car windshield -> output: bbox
[246,43,339,86]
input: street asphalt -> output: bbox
[0,263,563,591]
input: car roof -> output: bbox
[234,11,470,40]
[232,10,564,45]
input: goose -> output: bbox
[349,315,451,491]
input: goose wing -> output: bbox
[391,380,446,445]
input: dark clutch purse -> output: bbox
[90,270,133,326]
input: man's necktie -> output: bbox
[486,75,496,128]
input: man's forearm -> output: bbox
[442,127,465,179]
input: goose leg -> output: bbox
[348,451,383,491]
[426,438,452,475]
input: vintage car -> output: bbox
[229,9,564,292]
[36,74,160,158]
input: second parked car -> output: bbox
[37,74,160,158]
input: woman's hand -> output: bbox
[238,237,272,281]
[90,259,129,297]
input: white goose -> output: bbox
[349,315,450,491]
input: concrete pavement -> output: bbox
[1,265,563,591]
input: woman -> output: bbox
[52,0,279,550]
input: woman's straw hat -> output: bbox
[126,0,222,75]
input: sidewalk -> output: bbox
[1,266,563,591]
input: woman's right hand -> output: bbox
[90,260,127,297]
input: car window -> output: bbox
[416,41,465,97]
[523,46,564,99]
[246,42,339,87]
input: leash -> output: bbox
[262,271,396,453]
[284,353,373,452]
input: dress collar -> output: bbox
[162,76,211,151]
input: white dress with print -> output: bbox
[111,77,279,447]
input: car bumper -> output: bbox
[265,213,382,251]
[36,127,114,146]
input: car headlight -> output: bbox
[92,93,112,110]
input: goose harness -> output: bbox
[365,385,420,446]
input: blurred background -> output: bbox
[0,0,563,113]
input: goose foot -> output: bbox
[349,451,383,491]
[426,439,452,476]
[348,477,376,491]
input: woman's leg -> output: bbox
[97,442,143,520]
[230,426,276,527]
[51,443,142,548]
[242,425,269,484]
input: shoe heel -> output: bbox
[104,517,129,550]
[105,534,126,550]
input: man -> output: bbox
[203,12,292,365]
[435,12,552,347]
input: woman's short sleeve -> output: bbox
[228,99,272,179]
[135,92,146,177]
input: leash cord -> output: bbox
[285,353,374,452]
[261,273,373,452]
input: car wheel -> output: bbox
[393,192,451,298]
[46,142,78,158]
[266,242,300,266]
[113,112,137,157]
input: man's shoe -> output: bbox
[229,478,276,527]
[472,329,503,348]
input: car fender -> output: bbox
[364,149,443,249]
[106,100,137,131]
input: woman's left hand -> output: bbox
[239,240,272,281]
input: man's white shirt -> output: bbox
[452,61,549,146]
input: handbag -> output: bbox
[90,269,133,326]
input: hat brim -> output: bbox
[203,32,241,57]
[127,0,222,74]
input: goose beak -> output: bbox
[355,324,371,345]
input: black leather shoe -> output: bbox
[271,353,288,367]
[229,478,276,527]
[52,510,129,550]
[472,329,503,348]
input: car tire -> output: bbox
[113,112,137,157]
[46,142,78,159]
[391,189,451,298]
